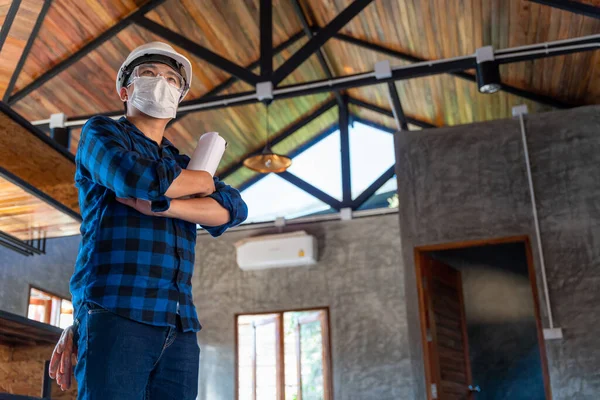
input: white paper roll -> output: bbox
[187,132,227,176]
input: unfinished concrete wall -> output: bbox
[0,236,79,316]
[395,105,600,399]
[193,214,412,400]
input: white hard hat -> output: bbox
[116,41,192,101]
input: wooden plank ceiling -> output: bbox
[0,105,81,240]
[1,0,599,194]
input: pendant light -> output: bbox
[243,102,292,173]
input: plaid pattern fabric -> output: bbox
[70,116,247,332]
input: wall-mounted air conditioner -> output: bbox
[235,231,318,271]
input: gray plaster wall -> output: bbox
[395,105,600,399]
[193,214,413,400]
[0,235,79,315]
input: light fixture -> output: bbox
[475,46,501,94]
[243,102,292,174]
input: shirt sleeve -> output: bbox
[201,177,248,237]
[77,116,182,211]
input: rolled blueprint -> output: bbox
[187,132,226,176]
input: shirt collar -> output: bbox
[119,117,177,151]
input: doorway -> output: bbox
[415,237,551,400]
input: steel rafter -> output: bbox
[271,0,374,85]
[3,0,52,102]
[291,0,344,107]
[260,0,273,79]
[0,0,21,54]
[528,0,600,19]
[8,0,167,104]
[135,17,261,85]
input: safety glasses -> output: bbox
[126,63,186,92]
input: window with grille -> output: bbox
[236,308,332,400]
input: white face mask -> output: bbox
[128,76,181,119]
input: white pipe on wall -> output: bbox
[514,105,562,340]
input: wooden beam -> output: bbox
[8,0,167,104]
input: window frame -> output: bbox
[26,285,72,327]
[235,307,333,400]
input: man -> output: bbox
[48,42,247,399]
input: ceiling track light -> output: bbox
[476,46,501,94]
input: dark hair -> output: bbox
[123,101,128,114]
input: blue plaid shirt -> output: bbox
[70,116,247,332]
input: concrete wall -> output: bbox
[0,235,79,315]
[395,105,600,399]
[432,243,545,400]
[193,214,412,400]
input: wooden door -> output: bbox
[420,256,475,400]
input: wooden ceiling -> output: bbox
[0,104,81,241]
[0,0,599,192]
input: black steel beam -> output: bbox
[339,96,352,205]
[291,0,344,107]
[333,33,574,109]
[46,30,307,128]
[219,98,337,179]
[528,0,600,19]
[121,56,477,114]
[272,0,374,85]
[136,17,260,85]
[0,230,43,255]
[387,82,408,131]
[279,171,343,210]
[8,0,167,104]
[260,0,272,79]
[350,115,396,134]
[237,122,339,192]
[3,0,52,102]
[0,238,33,256]
[0,0,21,54]
[352,165,395,210]
[348,97,436,129]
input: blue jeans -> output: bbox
[74,302,199,400]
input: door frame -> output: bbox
[414,235,553,400]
